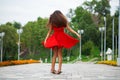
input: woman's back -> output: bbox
[52,27,64,33]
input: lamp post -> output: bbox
[104,17,107,61]
[78,30,84,61]
[115,36,118,59]
[17,28,23,60]
[99,27,105,61]
[117,0,120,66]
[0,32,5,62]
[112,18,115,60]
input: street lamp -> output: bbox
[112,18,115,60]
[0,32,5,62]
[104,16,107,61]
[99,27,105,61]
[117,0,120,66]
[17,28,23,60]
[78,30,84,61]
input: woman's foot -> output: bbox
[56,70,62,74]
[51,70,56,74]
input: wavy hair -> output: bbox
[47,10,68,27]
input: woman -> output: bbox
[44,10,80,74]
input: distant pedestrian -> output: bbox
[43,10,80,74]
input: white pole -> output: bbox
[117,0,120,66]
[0,32,5,62]
[0,38,1,62]
[99,27,104,61]
[18,32,20,60]
[79,33,82,60]
[116,36,118,59]
[17,28,23,60]
[100,29,102,61]
[78,30,84,61]
[1,36,3,62]
[0,37,3,62]
[50,48,52,62]
[112,18,115,60]
[104,17,106,61]
[101,29,104,61]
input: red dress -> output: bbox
[44,27,79,49]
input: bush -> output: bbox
[97,60,117,66]
[82,40,94,56]
[90,46,100,57]
[0,59,40,67]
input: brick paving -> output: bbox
[0,62,120,80]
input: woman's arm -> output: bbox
[66,24,80,38]
[44,25,52,44]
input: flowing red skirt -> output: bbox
[43,31,79,49]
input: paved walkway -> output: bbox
[0,62,120,80]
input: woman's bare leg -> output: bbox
[57,48,62,72]
[51,47,58,71]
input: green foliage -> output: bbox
[0,17,49,61]
[21,17,49,60]
[69,46,79,60]
[0,23,18,60]
[71,6,100,46]
[13,21,21,29]
[82,40,94,55]
[90,46,100,57]
[94,0,110,16]
[83,0,110,16]
[82,40,100,61]
[0,0,118,62]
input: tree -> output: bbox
[13,21,21,29]
[66,8,75,22]
[83,0,97,13]
[21,17,49,60]
[94,0,110,16]
[71,6,100,46]
[83,0,110,16]
[83,0,111,27]
[0,23,18,60]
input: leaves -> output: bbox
[0,0,118,61]
[0,24,18,60]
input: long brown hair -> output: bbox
[47,10,68,27]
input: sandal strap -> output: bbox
[51,70,56,74]
[57,71,62,74]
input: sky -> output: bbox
[0,0,119,26]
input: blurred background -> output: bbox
[0,0,119,63]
